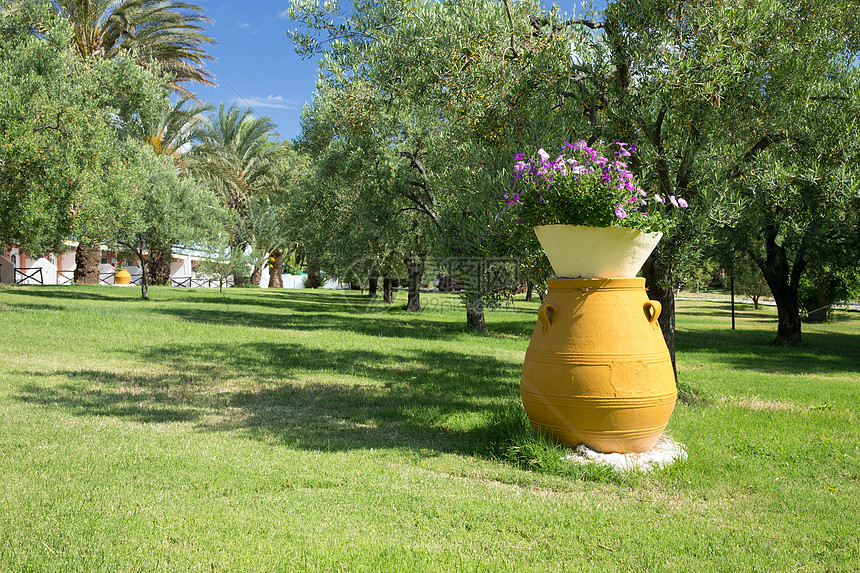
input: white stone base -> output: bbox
[563,435,687,473]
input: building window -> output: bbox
[10,255,16,266]
[101,257,108,264]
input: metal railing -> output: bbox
[57,270,74,285]
[14,267,43,285]
[170,276,233,288]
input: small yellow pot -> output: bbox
[520,278,676,453]
[114,269,131,285]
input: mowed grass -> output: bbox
[0,285,858,572]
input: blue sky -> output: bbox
[195,1,608,143]
[196,1,319,143]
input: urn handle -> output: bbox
[538,304,557,332]
[643,300,662,328]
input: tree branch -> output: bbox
[727,133,788,179]
[529,15,606,34]
[651,107,673,196]
[501,0,519,58]
[32,111,64,134]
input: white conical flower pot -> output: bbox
[534,224,662,278]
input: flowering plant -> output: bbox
[505,140,688,233]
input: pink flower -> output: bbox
[678,197,689,208]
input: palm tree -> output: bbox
[133,98,212,171]
[242,196,295,286]
[51,0,215,99]
[190,103,283,214]
[189,103,283,283]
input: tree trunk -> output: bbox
[140,262,149,300]
[752,295,760,310]
[642,252,677,384]
[306,259,322,289]
[754,231,806,346]
[147,247,172,286]
[382,277,394,304]
[405,252,424,312]
[466,298,488,334]
[438,275,452,292]
[269,251,284,288]
[74,243,100,285]
[770,282,803,345]
[368,277,378,297]
[525,281,534,302]
[251,266,262,286]
[134,249,149,300]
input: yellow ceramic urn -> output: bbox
[520,277,676,453]
[114,268,132,285]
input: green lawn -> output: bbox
[1,285,858,572]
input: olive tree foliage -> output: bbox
[109,143,223,300]
[288,0,593,330]
[0,1,167,256]
[123,98,214,284]
[292,90,433,306]
[518,0,860,353]
[694,0,860,345]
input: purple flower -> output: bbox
[615,206,627,219]
[538,148,550,162]
[654,194,665,204]
[669,195,679,207]
[514,153,525,161]
[678,197,689,208]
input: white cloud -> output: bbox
[233,95,297,110]
[277,9,289,18]
[237,21,250,28]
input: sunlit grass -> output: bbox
[1,285,858,571]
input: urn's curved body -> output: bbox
[114,269,132,285]
[520,278,676,453]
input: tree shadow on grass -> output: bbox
[156,305,472,340]
[0,287,141,304]
[15,341,524,456]
[677,327,860,377]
